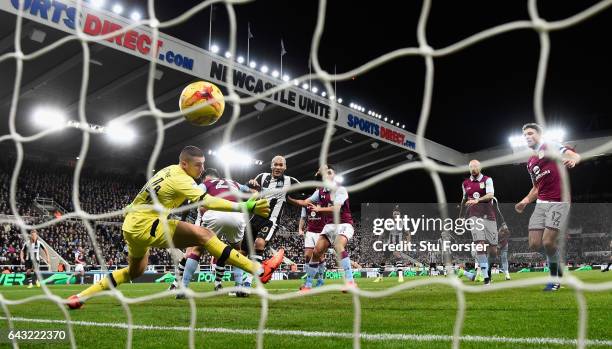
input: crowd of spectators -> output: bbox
[1,159,611,271]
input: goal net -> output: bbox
[1,0,612,348]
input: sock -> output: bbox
[317,262,326,281]
[607,262,612,271]
[80,275,84,285]
[304,267,313,286]
[547,250,559,278]
[26,272,32,285]
[244,273,253,286]
[487,256,493,279]
[501,250,509,273]
[253,249,265,264]
[233,267,244,286]
[182,254,200,288]
[78,267,130,299]
[204,236,258,275]
[304,262,319,287]
[173,257,187,287]
[214,264,225,286]
[476,254,488,281]
[340,251,353,282]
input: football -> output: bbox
[179,80,225,126]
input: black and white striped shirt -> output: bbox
[254,173,299,224]
[21,240,44,261]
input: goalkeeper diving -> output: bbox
[67,146,284,309]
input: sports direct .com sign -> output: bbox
[5,0,195,71]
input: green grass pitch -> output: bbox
[0,270,610,348]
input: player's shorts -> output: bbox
[24,260,33,270]
[304,231,321,249]
[387,232,403,245]
[249,215,277,242]
[528,201,570,231]
[198,210,245,244]
[469,217,498,245]
[74,264,85,273]
[122,218,180,258]
[321,223,355,243]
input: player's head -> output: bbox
[468,159,481,177]
[522,123,542,149]
[204,167,220,181]
[270,155,286,177]
[316,164,336,182]
[179,146,205,179]
[30,230,38,240]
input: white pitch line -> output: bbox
[2,317,611,347]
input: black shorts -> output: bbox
[24,260,33,270]
[243,215,276,247]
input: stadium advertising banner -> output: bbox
[1,0,465,164]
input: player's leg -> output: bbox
[316,254,326,287]
[603,254,612,272]
[26,269,33,288]
[69,251,148,309]
[542,228,560,276]
[471,225,488,283]
[500,244,510,280]
[484,219,498,284]
[172,221,283,283]
[332,224,357,290]
[302,230,315,287]
[301,236,331,290]
[170,248,189,290]
[182,246,203,289]
[211,213,246,291]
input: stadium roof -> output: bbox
[0,1,466,182]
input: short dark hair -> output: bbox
[204,168,220,178]
[326,164,336,172]
[522,123,542,134]
[179,146,204,161]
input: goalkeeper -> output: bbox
[67,146,284,309]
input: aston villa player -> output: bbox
[515,123,580,291]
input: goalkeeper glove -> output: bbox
[243,197,270,218]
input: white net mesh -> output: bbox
[1,0,612,348]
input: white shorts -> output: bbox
[197,210,246,244]
[528,202,570,231]
[469,217,498,245]
[321,223,354,243]
[304,231,321,249]
[74,264,85,273]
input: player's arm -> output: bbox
[309,187,348,214]
[238,183,257,194]
[467,178,494,206]
[298,207,306,235]
[247,173,264,190]
[19,245,24,263]
[515,185,538,213]
[286,177,302,206]
[175,176,270,217]
[290,189,319,207]
[562,148,580,168]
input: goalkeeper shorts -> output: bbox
[122,218,179,258]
